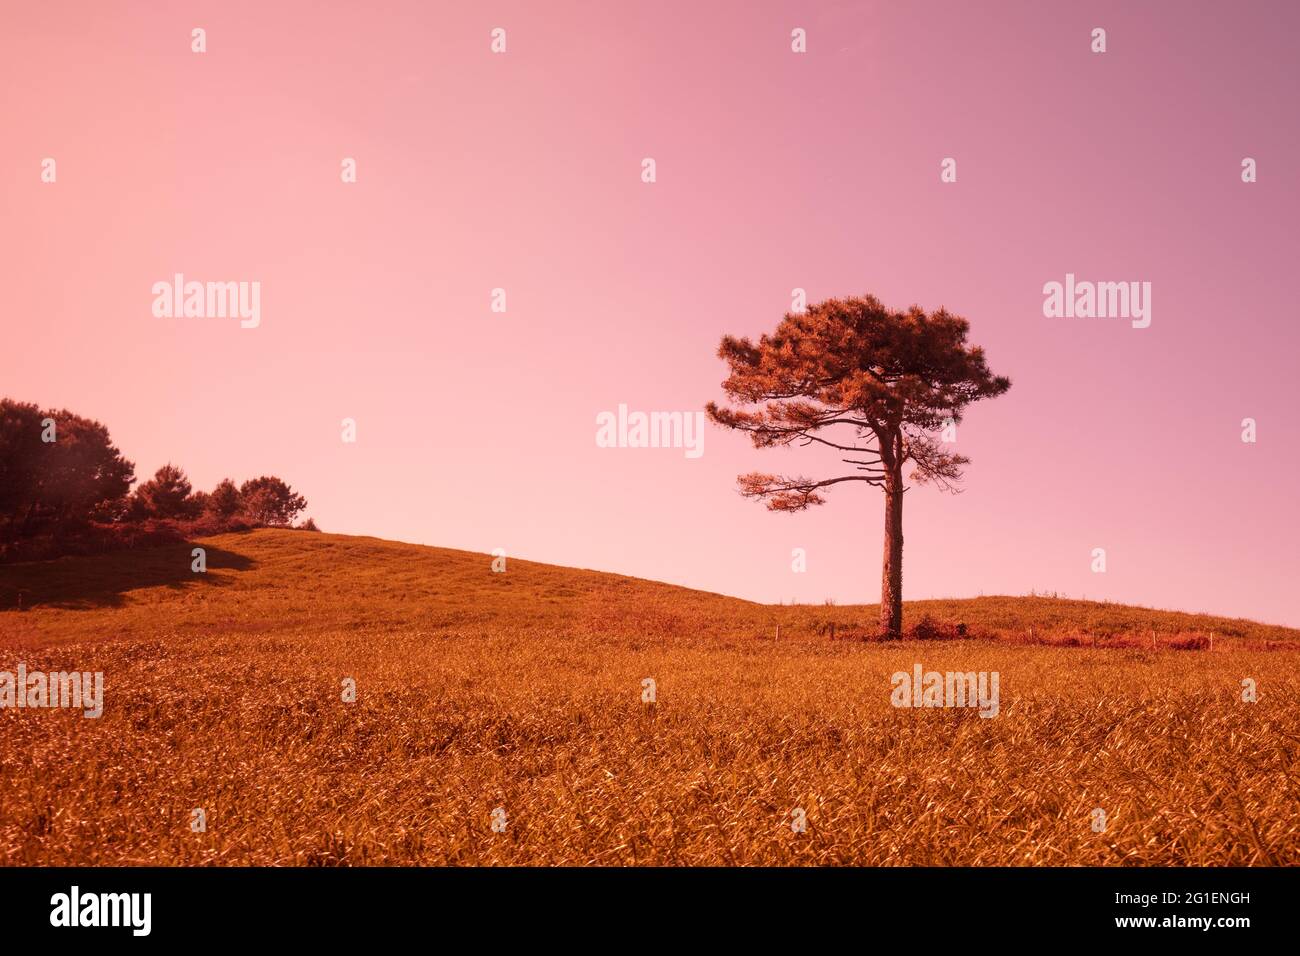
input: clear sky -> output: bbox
[3,1,1297,624]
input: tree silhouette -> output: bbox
[239,476,307,527]
[707,295,1010,638]
[2,396,316,562]
[0,399,135,539]
[205,478,242,519]
[133,464,194,519]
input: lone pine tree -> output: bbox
[707,295,1010,638]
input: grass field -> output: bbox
[1,529,1297,865]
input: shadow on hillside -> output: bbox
[0,542,256,610]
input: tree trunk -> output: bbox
[879,466,904,639]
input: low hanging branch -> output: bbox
[706,295,1011,638]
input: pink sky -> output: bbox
[3,1,1297,625]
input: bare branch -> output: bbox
[737,472,883,511]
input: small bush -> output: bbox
[0,511,285,565]
[906,614,970,641]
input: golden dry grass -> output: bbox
[1,529,1297,865]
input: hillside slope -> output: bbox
[1,529,1295,648]
[2,530,1297,866]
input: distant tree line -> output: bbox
[1,398,315,563]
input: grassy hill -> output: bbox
[1,529,1297,866]
[1,529,1294,648]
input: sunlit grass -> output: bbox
[1,530,1295,865]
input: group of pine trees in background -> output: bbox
[0,398,314,563]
